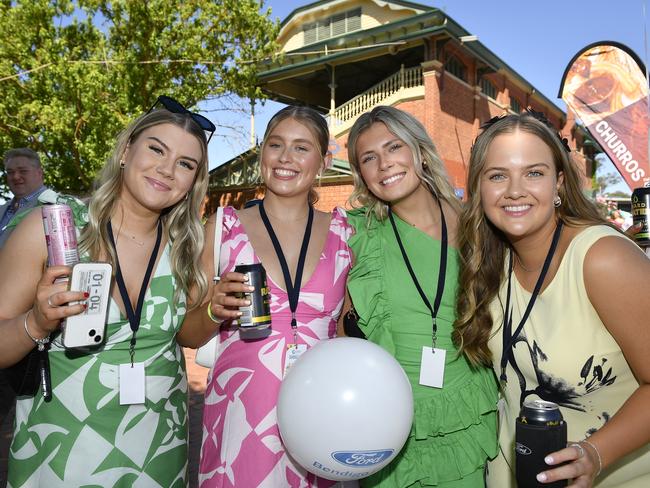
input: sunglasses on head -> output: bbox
[148,95,216,143]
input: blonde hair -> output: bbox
[259,105,330,205]
[454,114,610,366]
[79,109,209,308]
[347,105,461,221]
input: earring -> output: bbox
[119,158,125,169]
[184,193,189,201]
[553,195,562,207]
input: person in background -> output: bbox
[454,113,650,487]
[0,96,213,487]
[0,147,49,464]
[0,148,47,248]
[178,105,353,487]
[340,105,498,487]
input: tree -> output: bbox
[0,0,279,197]
[591,154,628,197]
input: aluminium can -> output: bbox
[517,399,564,427]
[42,204,79,266]
[234,263,272,331]
[632,186,650,247]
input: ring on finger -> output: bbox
[47,296,57,308]
[213,276,220,284]
[569,442,585,459]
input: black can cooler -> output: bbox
[631,187,650,247]
[234,263,272,335]
[515,399,567,488]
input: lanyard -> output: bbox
[258,200,314,344]
[107,219,163,365]
[499,220,564,394]
[388,202,448,350]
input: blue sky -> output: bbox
[207,0,650,194]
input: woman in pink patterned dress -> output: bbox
[178,106,352,487]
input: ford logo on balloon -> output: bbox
[332,450,395,467]
[278,338,413,481]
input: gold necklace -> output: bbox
[127,234,145,246]
[514,253,544,273]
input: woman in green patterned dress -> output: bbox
[0,98,213,487]
[340,106,498,487]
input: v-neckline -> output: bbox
[108,243,168,322]
[235,209,334,294]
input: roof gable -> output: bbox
[278,0,433,49]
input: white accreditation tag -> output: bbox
[119,362,146,405]
[419,346,446,388]
[283,344,307,378]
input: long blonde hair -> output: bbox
[79,109,210,308]
[454,114,609,367]
[347,105,461,220]
[260,105,330,205]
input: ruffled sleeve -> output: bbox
[346,208,395,354]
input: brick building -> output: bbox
[206,0,594,213]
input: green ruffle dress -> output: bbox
[347,209,498,488]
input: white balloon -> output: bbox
[278,337,413,482]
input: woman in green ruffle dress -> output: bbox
[340,106,498,487]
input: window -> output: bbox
[302,8,361,44]
[480,77,498,100]
[444,55,467,82]
[510,97,521,113]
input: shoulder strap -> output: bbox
[213,207,224,278]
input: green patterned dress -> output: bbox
[346,209,498,488]
[8,194,189,488]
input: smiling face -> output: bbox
[355,122,425,205]
[120,122,202,213]
[260,117,328,199]
[480,130,563,242]
[5,156,43,199]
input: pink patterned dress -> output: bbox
[199,206,352,488]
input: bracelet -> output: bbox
[23,310,50,351]
[580,439,602,477]
[206,303,222,324]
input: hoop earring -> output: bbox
[553,195,562,207]
[119,159,125,169]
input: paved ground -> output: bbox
[0,348,209,488]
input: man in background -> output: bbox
[0,148,47,477]
[0,148,47,249]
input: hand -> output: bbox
[625,222,642,238]
[31,266,88,336]
[537,441,600,487]
[208,272,254,322]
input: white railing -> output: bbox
[329,65,423,126]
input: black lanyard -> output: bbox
[388,203,448,350]
[107,219,163,365]
[499,220,564,393]
[258,200,314,343]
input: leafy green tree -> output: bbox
[0,0,278,197]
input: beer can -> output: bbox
[516,399,567,488]
[42,204,79,266]
[631,187,650,247]
[517,399,565,427]
[235,263,272,331]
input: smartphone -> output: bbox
[61,262,113,349]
